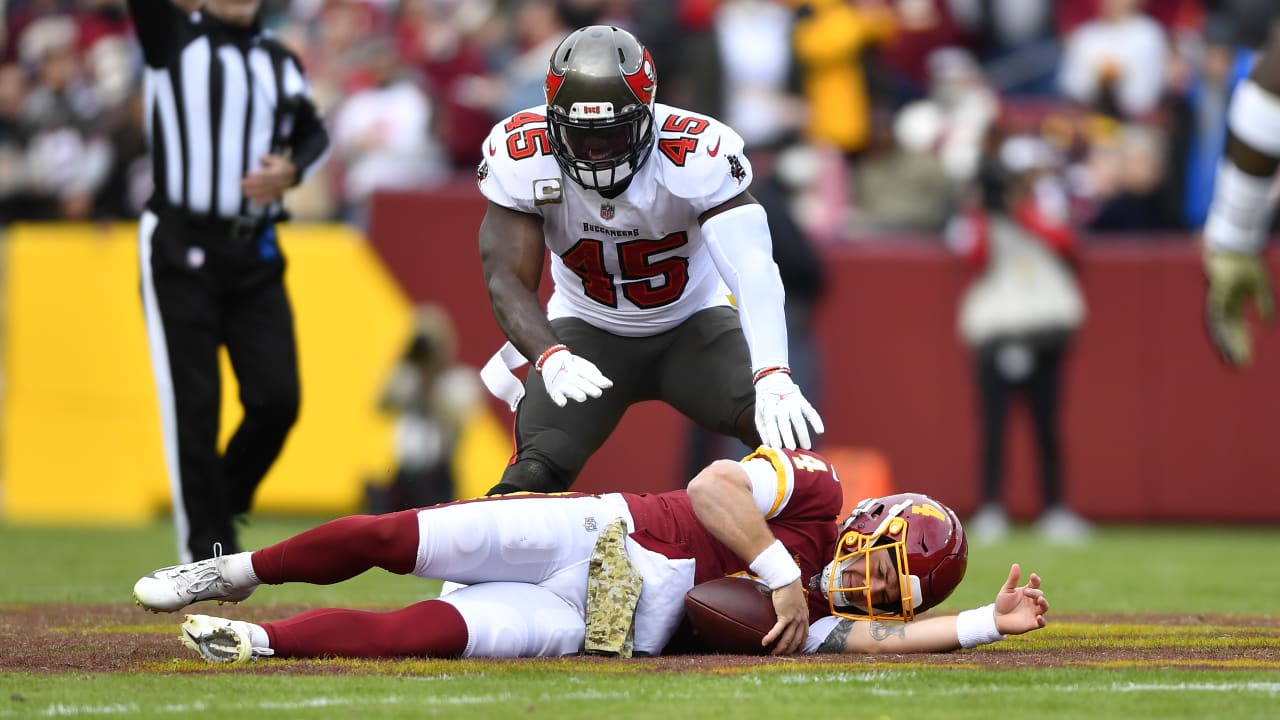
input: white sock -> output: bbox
[245,622,270,650]
[221,552,261,588]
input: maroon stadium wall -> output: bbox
[369,185,1280,523]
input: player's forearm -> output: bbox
[824,616,962,655]
[687,461,777,563]
[479,207,558,360]
[485,283,559,362]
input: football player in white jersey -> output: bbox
[1203,19,1280,367]
[476,25,823,496]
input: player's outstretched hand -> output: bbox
[993,563,1049,636]
[762,578,809,656]
[1204,250,1275,368]
[538,347,613,407]
[754,372,825,450]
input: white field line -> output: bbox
[4,681,1279,716]
[0,689,640,717]
[747,673,1280,696]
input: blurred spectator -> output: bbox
[1199,0,1276,51]
[873,0,967,103]
[0,63,30,223]
[713,0,804,151]
[948,134,1092,545]
[925,46,999,183]
[1058,0,1169,120]
[331,36,448,228]
[848,100,954,233]
[0,0,1253,243]
[792,0,897,157]
[1168,9,1258,229]
[461,0,573,122]
[17,14,113,219]
[947,0,1059,95]
[93,84,149,220]
[367,304,486,513]
[1085,123,1183,232]
[394,0,497,169]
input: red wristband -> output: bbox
[752,365,791,384]
[535,344,569,374]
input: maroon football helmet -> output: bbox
[817,493,968,622]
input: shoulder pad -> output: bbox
[476,106,564,212]
[651,104,752,205]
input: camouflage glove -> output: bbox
[1204,250,1276,367]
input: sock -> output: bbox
[262,599,468,658]
[220,552,259,588]
[245,622,270,650]
[250,510,421,585]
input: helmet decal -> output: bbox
[623,49,657,107]
[544,67,566,105]
[542,26,658,192]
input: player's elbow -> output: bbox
[687,460,749,505]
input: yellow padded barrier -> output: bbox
[2,222,411,523]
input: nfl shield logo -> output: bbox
[600,203,615,220]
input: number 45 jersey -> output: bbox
[477,103,754,337]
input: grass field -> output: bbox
[2,517,1279,719]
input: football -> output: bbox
[684,577,778,655]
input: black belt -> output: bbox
[152,208,270,244]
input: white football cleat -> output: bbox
[180,614,272,664]
[134,547,254,612]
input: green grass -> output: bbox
[0,517,441,607]
[4,668,1279,719]
[2,518,1279,719]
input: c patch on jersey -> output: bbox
[533,178,563,205]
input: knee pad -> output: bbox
[487,458,569,495]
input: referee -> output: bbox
[128,0,330,562]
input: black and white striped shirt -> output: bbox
[128,1,329,223]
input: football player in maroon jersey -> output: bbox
[134,448,1048,662]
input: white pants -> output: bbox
[413,494,627,658]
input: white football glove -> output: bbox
[754,371,824,450]
[538,347,613,407]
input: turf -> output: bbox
[2,518,1278,719]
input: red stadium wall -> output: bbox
[369,185,1280,523]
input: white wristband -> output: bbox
[749,539,801,590]
[956,603,1006,648]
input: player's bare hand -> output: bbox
[242,154,298,205]
[753,372,824,450]
[993,563,1049,636]
[762,579,809,655]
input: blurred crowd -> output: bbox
[0,0,1274,241]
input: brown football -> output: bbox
[684,577,778,655]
